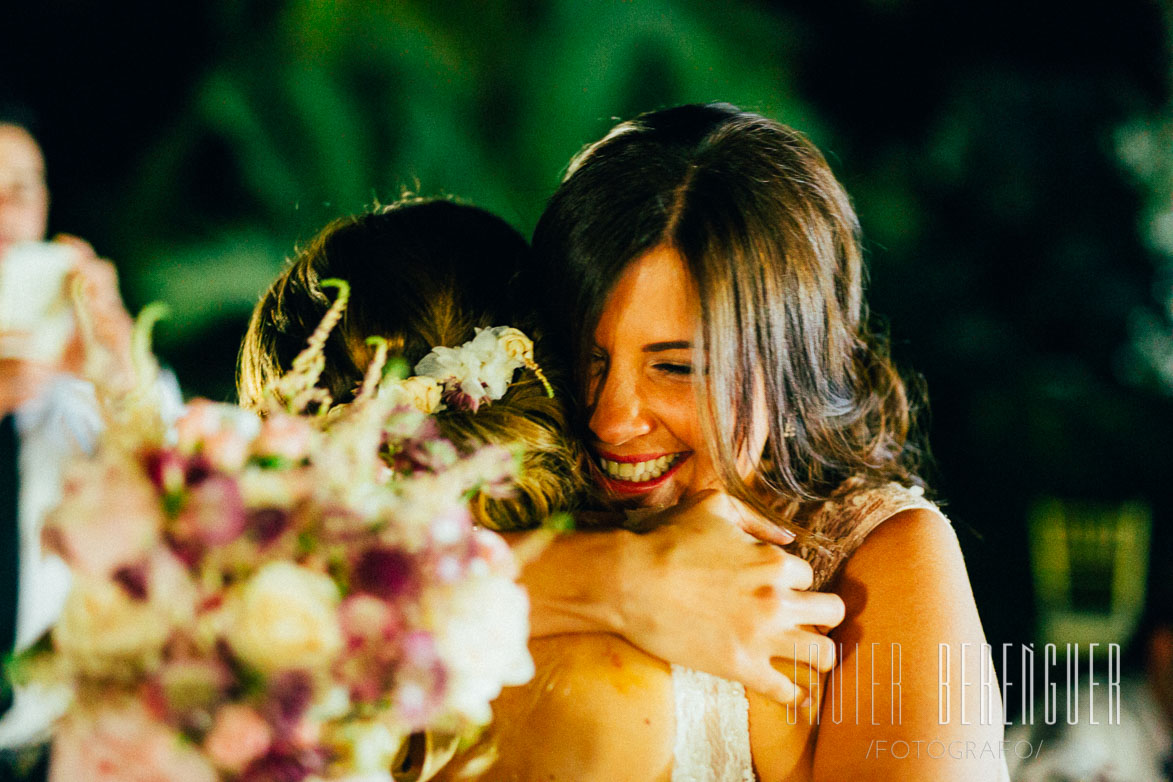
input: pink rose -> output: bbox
[290,717,322,747]
[174,400,262,463]
[50,700,217,782]
[339,594,402,644]
[338,595,401,704]
[45,453,163,578]
[203,704,273,773]
[173,474,246,546]
[201,429,250,472]
[253,413,313,462]
[174,400,221,454]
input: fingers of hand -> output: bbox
[68,260,132,340]
[812,591,846,630]
[754,548,813,590]
[770,630,838,674]
[739,513,796,546]
[0,359,56,408]
[783,552,814,590]
[51,234,97,261]
[701,492,796,546]
[69,257,120,296]
[749,665,807,707]
[770,587,843,633]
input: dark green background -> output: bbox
[5,0,1172,714]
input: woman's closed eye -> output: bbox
[654,362,693,377]
[588,350,608,377]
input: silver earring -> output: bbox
[782,417,797,439]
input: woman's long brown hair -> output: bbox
[528,103,926,538]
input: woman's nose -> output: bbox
[588,368,653,444]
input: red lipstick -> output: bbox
[594,451,691,495]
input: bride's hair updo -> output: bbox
[528,103,923,529]
[239,197,585,531]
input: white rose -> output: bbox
[413,346,462,384]
[55,577,171,677]
[428,575,533,724]
[490,327,534,364]
[463,328,498,363]
[476,328,530,400]
[328,718,407,776]
[477,352,518,400]
[227,562,343,674]
[397,376,443,414]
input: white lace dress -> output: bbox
[666,482,1005,782]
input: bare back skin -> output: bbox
[445,596,820,781]
[439,486,1004,782]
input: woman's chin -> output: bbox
[629,486,683,510]
[597,478,685,510]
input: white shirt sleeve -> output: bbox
[0,375,99,747]
[0,369,187,748]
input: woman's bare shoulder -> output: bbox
[833,506,982,653]
[812,508,1004,781]
[846,506,963,583]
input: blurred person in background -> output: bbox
[0,106,175,781]
[0,107,137,398]
[1008,591,1173,781]
[0,118,48,259]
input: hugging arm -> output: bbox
[506,491,845,706]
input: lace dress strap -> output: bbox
[670,665,756,782]
[799,482,942,590]
[836,483,939,551]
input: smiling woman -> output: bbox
[486,102,1011,781]
[587,244,762,504]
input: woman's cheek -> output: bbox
[656,385,701,445]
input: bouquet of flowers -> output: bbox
[11,281,543,781]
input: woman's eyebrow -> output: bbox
[643,341,691,352]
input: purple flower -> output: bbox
[164,532,203,568]
[352,546,415,600]
[239,747,323,782]
[143,448,186,494]
[112,562,149,601]
[249,507,290,546]
[184,454,213,487]
[441,387,480,413]
[386,431,458,474]
[262,670,314,738]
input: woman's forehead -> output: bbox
[594,245,699,344]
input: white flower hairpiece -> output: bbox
[263,278,551,418]
[406,326,552,413]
